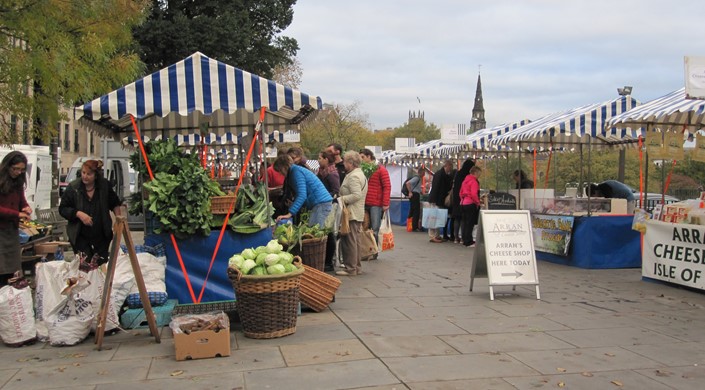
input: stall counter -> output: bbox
[536,215,641,269]
[146,228,272,303]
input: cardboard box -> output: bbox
[174,327,230,361]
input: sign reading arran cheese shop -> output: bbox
[471,210,540,300]
[531,214,575,256]
[643,220,705,289]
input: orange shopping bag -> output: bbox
[381,211,395,251]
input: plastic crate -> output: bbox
[120,299,178,329]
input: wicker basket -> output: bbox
[299,264,342,312]
[297,236,327,271]
[227,259,305,339]
[210,196,237,214]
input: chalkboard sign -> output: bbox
[487,192,516,210]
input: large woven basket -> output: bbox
[297,236,327,271]
[210,196,237,214]
[227,259,305,339]
[299,264,341,312]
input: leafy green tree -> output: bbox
[133,0,298,78]
[0,0,149,144]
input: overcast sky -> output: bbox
[284,0,705,131]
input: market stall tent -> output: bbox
[74,51,322,138]
[606,88,705,133]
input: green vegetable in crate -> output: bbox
[227,240,301,276]
[267,264,286,274]
[266,240,283,254]
[252,266,267,275]
[265,254,280,266]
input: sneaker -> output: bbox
[336,270,356,276]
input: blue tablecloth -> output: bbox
[389,199,410,226]
[537,215,640,269]
[145,228,272,303]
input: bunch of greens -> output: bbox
[211,182,275,234]
[361,161,378,178]
[273,221,328,252]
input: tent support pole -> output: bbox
[587,142,592,216]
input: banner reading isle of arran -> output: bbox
[643,220,705,290]
[530,214,575,256]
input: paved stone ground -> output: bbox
[2,225,705,389]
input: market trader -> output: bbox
[0,151,32,287]
[587,180,636,214]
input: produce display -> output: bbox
[228,240,299,275]
[273,222,328,250]
[169,312,229,334]
[211,183,274,233]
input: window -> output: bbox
[22,121,29,144]
[89,132,94,154]
[64,124,70,150]
[10,115,17,134]
[74,129,79,152]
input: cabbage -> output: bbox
[267,264,286,274]
[241,248,256,260]
[278,252,293,265]
[255,246,267,255]
[255,252,268,266]
[265,253,281,266]
[252,265,267,275]
[266,240,283,254]
[241,259,256,274]
[228,254,245,269]
[283,263,296,273]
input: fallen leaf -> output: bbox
[581,372,594,377]
[56,367,66,373]
[73,363,80,367]
[558,382,566,387]
[611,380,623,387]
[170,370,184,377]
[605,352,616,357]
[655,369,672,377]
[499,358,511,362]
[557,367,567,372]
[97,371,109,375]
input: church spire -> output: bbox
[470,69,486,133]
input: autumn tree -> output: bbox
[299,101,374,157]
[0,0,149,144]
[272,57,302,89]
[133,0,299,78]
[393,119,441,144]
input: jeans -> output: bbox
[408,192,421,230]
[366,205,382,246]
[309,202,333,228]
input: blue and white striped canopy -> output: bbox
[491,95,639,149]
[75,52,322,138]
[431,120,532,157]
[606,88,705,135]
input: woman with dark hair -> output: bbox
[59,160,122,264]
[450,159,475,244]
[317,149,340,197]
[0,151,32,286]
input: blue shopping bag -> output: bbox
[421,207,448,229]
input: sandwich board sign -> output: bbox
[470,210,540,300]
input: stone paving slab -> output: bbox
[450,315,570,334]
[333,307,409,322]
[243,359,400,389]
[635,365,705,390]
[395,304,503,320]
[507,346,664,375]
[547,327,683,348]
[147,346,284,379]
[623,341,705,366]
[347,319,467,338]
[96,372,244,390]
[279,339,375,366]
[440,332,575,354]
[406,378,515,389]
[504,369,674,390]
[382,353,539,382]
[360,335,459,358]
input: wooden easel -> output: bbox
[95,215,160,350]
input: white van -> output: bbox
[0,144,52,218]
[65,156,131,199]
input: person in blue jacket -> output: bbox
[273,155,332,227]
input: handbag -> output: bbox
[359,229,379,259]
[444,191,452,208]
[338,201,351,236]
[380,210,394,251]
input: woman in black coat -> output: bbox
[450,158,475,243]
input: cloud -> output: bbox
[286,0,705,129]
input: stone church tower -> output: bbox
[470,72,486,133]
[408,110,424,125]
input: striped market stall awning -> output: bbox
[491,95,639,150]
[74,52,322,138]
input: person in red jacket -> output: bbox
[359,149,391,259]
[0,151,32,286]
[459,166,482,247]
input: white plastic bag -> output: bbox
[0,284,37,346]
